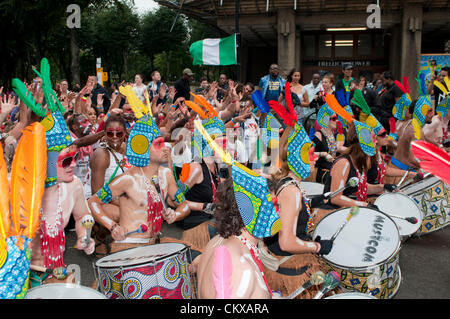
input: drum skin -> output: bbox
[401,176,450,236]
[95,243,192,299]
[312,207,402,299]
[26,283,106,299]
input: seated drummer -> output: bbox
[323,121,385,208]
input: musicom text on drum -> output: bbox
[179,303,269,316]
[363,215,388,263]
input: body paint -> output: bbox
[236,269,252,297]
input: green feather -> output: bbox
[351,89,371,115]
[11,79,47,117]
[38,58,66,113]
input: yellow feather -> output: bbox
[434,80,448,95]
[9,122,47,239]
[444,77,450,94]
[0,144,10,241]
[194,120,233,165]
[119,86,147,118]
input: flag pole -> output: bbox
[235,0,241,82]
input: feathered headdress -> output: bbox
[351,89,384,135]
[186,93,225,159]
[12,58,73,188]
[324,94,376,157]
[413,72,432,127]
[194,120,281,238]
[120,85,161,167]
[393,77,412,120]
[251,90,281,149]
[316,103,335,129]
[335,89,354,128]
[269,82,312,180]
[433,77,450,118]
[0,122,47,299]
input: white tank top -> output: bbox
[105,148,126,184]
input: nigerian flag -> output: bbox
[189,34,237,66]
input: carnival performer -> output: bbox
[87,85,178,253]
[256,83,336,299]
[193,119,281,299]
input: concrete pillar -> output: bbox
[295,27,302,71]
[277,9,296,77]
[389,25,402,80]
[400,4,423,99]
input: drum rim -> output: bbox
[26,283,107,298]
[324,292,378,299]
[94,243,190,269]
[399,176,441,196]
[312,206,402,272]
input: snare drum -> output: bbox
[94,243,192,299]
[374,193,422,238]
[25,283,106,299]
[312,207,401,299]
[325,292,377,299]
[400,176,450,235]
[301,182,325,198]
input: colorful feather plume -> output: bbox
[11,79,47,118]
[189,92,219,118]
[0,145,10,242]
[411,140,450,184]
[336,121,345,142]
[284,82,297,123]
[433,80,448,96]
[9,122,47,240]
[351,89,371,115]
[335,89,349,107]
[251,90,270,113]
[213,245,233,299]
[324,94,354,124]
[389,117,396,134]
[119,85,147,119]
[185,100,208,119]
[33,58,65,113]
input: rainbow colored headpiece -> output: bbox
[351,89,384,135]
[13,58,73,188]
[433,77,450,118]
[269,82,312,180]
[335,89,354,128]
[194,120,281,238]
[393,77,412,120]
[186,93,225,159]
[316,103,335,128]
[413,72,432,127]
[119,85,161,167]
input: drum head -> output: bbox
[95,243,188,268]
[374,193,422,236]
[400,175,439,196]
[312,207,400,270]
[25,284,106,299]
[325,292,377,299]
[301,182,324,197]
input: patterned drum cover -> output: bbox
[400,176,450,235]
[94,243,192,299]
[312,207,401,299]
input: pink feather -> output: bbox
[213,245,233,299]
[411,140,450,184]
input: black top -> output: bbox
[264,177,311,256]
[174,77,191,101]
[176,160,218,230]
[312,131,333,183]
[378,84,403,118]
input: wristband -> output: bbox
[110,223,119,233]
[171,104,177,109]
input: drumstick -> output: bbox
[396,170,410,189]
[151,175,168,211]
[81,215,95,247]
[287,271,325,299]
[29,265,68,280]
[125,224,148,237]
[330,206,359,242]
[387,214,418,224]
[324,177,359,199]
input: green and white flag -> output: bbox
[189,34,237,66]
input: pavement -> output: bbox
[63,220,450,299]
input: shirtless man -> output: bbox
[196,177,274,299]
[30,146,95,273]
[88,136,179,249]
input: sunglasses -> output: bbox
[57,151,78,169]
[106,129,125,138]
[329,116,338,122]
[378,131,388,137]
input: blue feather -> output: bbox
[251,90,270,113]
[308,126,316,141]
[336,89,347,107]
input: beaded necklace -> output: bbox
[140,168,164,236]
[234,234,273,297]
[356,170,368,202]
[40,184,66,269]
[376,152,387,184]
[321,129,337,157]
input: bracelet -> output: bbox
[110,223,119,233]
[230,118,235,125]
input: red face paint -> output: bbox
[152,137,165,150]
[57,150,78,169]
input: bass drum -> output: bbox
[26,283,106,299]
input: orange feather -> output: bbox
[190,92,219,118]
[9,122,47,239]
[324,94,354,124]
[185,100,208,119]
[0,144,10,241]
